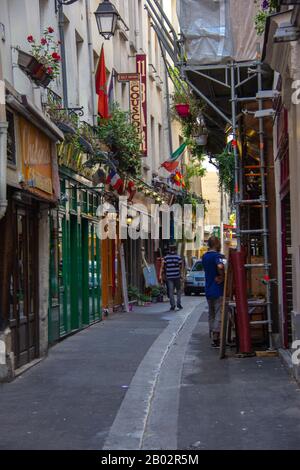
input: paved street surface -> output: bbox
[0,297,300,450]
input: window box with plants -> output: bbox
[18,27,61,88]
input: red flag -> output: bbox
[95,45,109,119]
[161,160,180,172]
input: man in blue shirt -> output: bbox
[202,236,225,348]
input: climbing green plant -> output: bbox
[210,144,235,199]
[95,103,142,177]
[183,157,206,191]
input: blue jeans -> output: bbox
[167,278,182,309]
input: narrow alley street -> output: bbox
[2,0,300,455]
[1,298,299,451]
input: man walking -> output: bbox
[160,245,183,311]
[202,236,225,347]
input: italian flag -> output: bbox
[160,142,187,173]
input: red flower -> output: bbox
[52,52,61,62]
[41,38,47,45]
[27,35,34,43]
[48,27,54,33]
[47,67,53,76]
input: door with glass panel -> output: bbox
[82,221,101,323]
[9,206,38,368]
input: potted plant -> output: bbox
[171,89,190,118]
[150,286,161,303]
[192,114,209,146]
[18,27,61,87]
[175,102,190,118]
[138,294,151,306]
[158,286,166,303]
[194,127,208,146]
[128,285,140,302]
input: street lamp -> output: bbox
[56,0,126,40]
[94,0,120,40]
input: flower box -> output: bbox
[18,28,61,89]
[55,121,76,135]
[175,103,190,118]
[18,50,52,88]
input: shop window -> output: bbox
[88,193,93,215]
[70,184,77,212]
[59,179,66,208]
[93,194,98,216]
[82,190,88,214]
[7,110,16,165]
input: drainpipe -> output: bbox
[86,0,97,126]
[0,42,8,221]
[58,3,69,108]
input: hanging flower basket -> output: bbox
[175,103,190,118]
[195,134,208,146]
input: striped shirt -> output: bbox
[164,254,182,280]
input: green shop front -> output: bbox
[48,167,102,344]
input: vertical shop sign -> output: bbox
[136,54,148,156]
[129,79,142,135]
[117,73,142,138]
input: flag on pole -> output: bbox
[160,142,187,172]
[95,45,109,119]
[171,171,186,188]
[108,69,115,114]
[106,170,124,193]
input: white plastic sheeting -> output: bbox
[177,0,261,65]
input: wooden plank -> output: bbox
[219,268,229,359]
[255,350,278,358]
[220,251,234,359]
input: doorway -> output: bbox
[9,204,39,368]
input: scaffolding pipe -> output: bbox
[158,38,173,155]
[186,78,231,125]
[257,61,273,350]
[0,43,8,222]
[230,63,241,251]
[145,2,175,53]
[58,4,69,109]
[148,16,176,63]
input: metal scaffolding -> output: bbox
[145,0,274,349]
